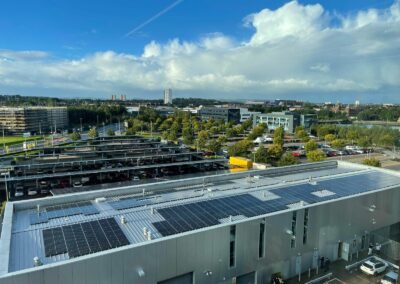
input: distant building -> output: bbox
[120,95,127,101]
[155,106,175,116]
[199,107,241,124]
[126,106,140,114]
[345,105,363,118]
[239,108,261,123]
[253,112,300,133]
[111,95,116,101]
[300,114,317,129]
[0,107,68,135]
[164,89,173,105]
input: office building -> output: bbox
[0,107,68,135]
[199,107,241,124]
[164,89,173,105]
[253,111,300,133]
[1,161,400,284]
[300,114,317,129]
[239,108,260,123]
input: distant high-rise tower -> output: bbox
[355,100,360,107]
[120,94,126,101]
[111,95,116,101]
[164,88,173,104]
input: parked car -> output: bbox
[73,181,82,187]
[14,185,25,197]
[360,257,388,275]
[381,271,398,284]
[27,188,38,196]
[131,176,140,181]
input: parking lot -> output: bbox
[0,136,228,201]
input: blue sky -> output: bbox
[0,0,399,102]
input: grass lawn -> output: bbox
[0,136,41,147]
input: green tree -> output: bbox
[208,139,222,156]
[253,146,269,163]
[304,140,318,152]
[217,135,227,144]
[107,128,115,136]
[278,152,299,167]
[196,130,209,149]
[248,123,266,140]
[88,127,99,139]
[228,139,252,156]
[273,126,285,146]
[331,139,346,149]
[324,134,336,143]
[167,121,180,141]
[267,144,283,159]
[306,150,326,162]
[182,126,194,145]
[70,131,81,141]
[242,118,253,130]
[295,126,309,142]
[380,134,395,148]
[362,157,381,167]
[357,136,372,148]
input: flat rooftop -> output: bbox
[1,161,400,275]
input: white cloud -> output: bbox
[244,1,328,46]
[0,1,400,101]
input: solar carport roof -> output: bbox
[2,161,400,273]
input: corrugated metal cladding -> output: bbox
[2,162,400,284]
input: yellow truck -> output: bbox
[229,156,253,169]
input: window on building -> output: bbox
[230,225,236,267]
[303,208,309,245]
[291,211,297,248]
[259,219,266,258]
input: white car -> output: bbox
[27,188,38,196]
[131,176,140,182]
[360,257,388,275]
[14,189,24,197]
[73,181,82,187]
[381,271,398,284]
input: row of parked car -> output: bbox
[291,144,374,158]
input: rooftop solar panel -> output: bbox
[42,218,130,258]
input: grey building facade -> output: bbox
[253,112,300,133]
[199,107,241,124]
[1,161,400,284]
[0,107,68,135]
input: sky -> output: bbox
[0,0,399,103]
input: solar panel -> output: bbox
[109,197,153,210]
[42,218,130,258]
[30,201,99,225]
[153,172,400,237]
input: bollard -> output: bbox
[308,268,311,279]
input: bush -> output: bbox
[362,157,381,167]
[278,153,299,167]
[306,150,326,162]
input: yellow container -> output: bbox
[229,156,253,169]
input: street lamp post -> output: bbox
[80,118,83,132]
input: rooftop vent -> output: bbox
[33,256,42,267]
[120,216,127,224]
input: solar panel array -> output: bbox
[42,218,130,258]
[29,201,99,225]
[109,197,153,210]
[153,172,400,236]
